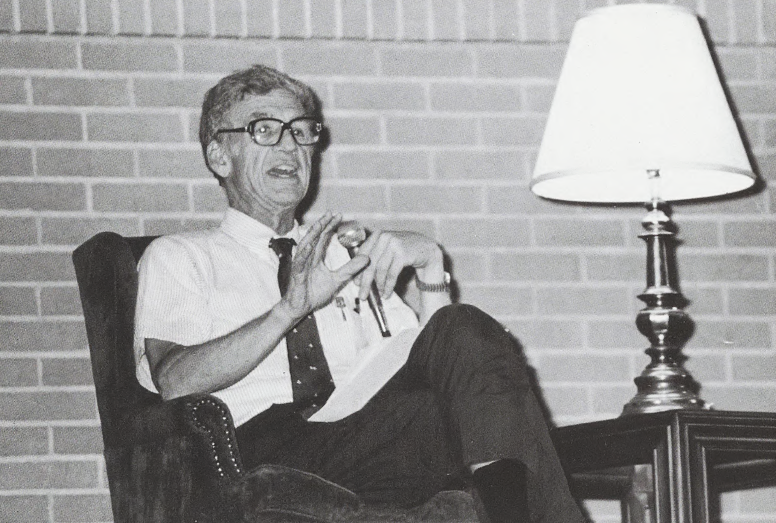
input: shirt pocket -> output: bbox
[316,293,366,368]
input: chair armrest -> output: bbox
[113,393,245,481]
[185,394,245,480]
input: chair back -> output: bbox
[73,233,159,446]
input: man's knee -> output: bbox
[428,304,520,351]
[428,303,496,330]
[413,305,529,387]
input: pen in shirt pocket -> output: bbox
[335,296,348,321]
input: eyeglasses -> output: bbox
[215,117,323,146]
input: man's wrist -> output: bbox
[415,246,450,293]
[416,270,451,293]
[415,265,444,284]
[273,298,306,326]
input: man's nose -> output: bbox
[276,127,298,150]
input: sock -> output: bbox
[472,459,530,523]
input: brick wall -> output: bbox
[0,0,774,521]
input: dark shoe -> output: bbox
[472,459,529,523]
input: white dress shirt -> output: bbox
[133,208,420,426]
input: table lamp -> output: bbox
[531,4,757,415]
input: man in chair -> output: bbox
[133,64,584,523]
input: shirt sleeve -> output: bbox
[133,236,213,388]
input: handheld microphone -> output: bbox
[336,221,391,338]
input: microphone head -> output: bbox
[336,221,367,249]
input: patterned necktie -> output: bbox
[268,237,335,418]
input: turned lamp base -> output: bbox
[623,363,708,415]
[621,194,708,416]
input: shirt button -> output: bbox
[296,379,302,385]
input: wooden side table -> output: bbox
[552,410,776,523]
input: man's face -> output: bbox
[219,89,315,221]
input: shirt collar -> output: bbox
[220,208,301,252]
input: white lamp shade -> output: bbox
[531,4,755,203]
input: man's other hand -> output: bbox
[354,229,445,302]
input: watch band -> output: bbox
[416,271,451,293]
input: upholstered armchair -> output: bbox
[73,232,482,523]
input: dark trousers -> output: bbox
[236,304,583,521]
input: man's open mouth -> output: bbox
[267,164,298,177]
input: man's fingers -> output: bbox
[357,234,389,301]
[292,242,313,270]
[358,228,381,251]
[312,213,341,264]
[336,254,370,283]
[288,222,321,285]
[298,212,333,251]
[373,237,403,296]
[372,253,391,297]
[294,212,339,273]
[380,257,404,299]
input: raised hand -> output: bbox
[354,229,444,302]
[281,212,370,321]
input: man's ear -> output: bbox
[206,140,232,179]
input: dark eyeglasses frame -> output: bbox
[215,116,323,146]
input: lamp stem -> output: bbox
[621,194,708,415]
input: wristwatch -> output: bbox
[416,271,451,293]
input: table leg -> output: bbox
[652,436,675,523]
[687,437,712,523]
[622,464,653,523]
